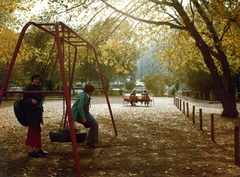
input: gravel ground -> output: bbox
[1,96,240,177]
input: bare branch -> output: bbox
[148,0,174,7]
[101,0,187,30]
[77,4,108,32]
[57,0,89,15]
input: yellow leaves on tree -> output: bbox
[87,18,139,77]
[99,38,137,74]
[0,29,19,66]
[0,1,18,27]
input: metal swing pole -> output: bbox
[90,45,118,136]
[55,22,82,177]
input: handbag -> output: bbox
[13,98,28,126]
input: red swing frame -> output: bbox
[0,21,117,177]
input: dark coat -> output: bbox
[23,83,43,126]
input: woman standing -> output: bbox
[23,73,48,158]
[71,84,98,148]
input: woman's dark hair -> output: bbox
[84,84,95,93]
[31,73,42,82]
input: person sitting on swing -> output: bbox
[71,84,98,148]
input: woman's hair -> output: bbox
[31,73,42,82]
[84,84,95,93]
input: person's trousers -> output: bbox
[25,125,42,149]
[76,113,98,144]
[87,120,98,144]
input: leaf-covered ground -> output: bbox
[1,96,240,177]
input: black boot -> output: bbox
[38,149,48,156]
[28,151,41,158]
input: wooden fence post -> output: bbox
[192,106,195,124]
[234,126,240,165]
[177,98,179,108]
[186,102,189,118]
[203,93,205,100]
[199,109,202,130]
[180,99,182,111]
[183,101,185,114]
[211,114,214,142]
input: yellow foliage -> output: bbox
[0,28,19,64]
[92,18,139,75]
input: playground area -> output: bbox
[1,96,240,177]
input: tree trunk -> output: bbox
[215,53,238,118]
[196,39,238,118]
[220,98,238,118]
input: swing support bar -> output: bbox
[0,21,117,177]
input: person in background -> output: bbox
[141,89,148,96]
[130,89,136,96]
[130,89,137,106]
[23,73,48,158]
[71,84,98,148]
[141,89,149,105]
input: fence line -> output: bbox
[173,96,239,165]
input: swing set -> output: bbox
[0,21,117,177]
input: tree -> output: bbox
[16,0,239,117]
[0,28,34,88]
[0,0,48,87]
[101,0,240,118]
[143,72,168,96]
[124,80,135,91]
[75,18,139,90]
[0,1,18,28]
[158,27,216,98]
[13,27,63,90]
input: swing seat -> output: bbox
[49,129,87,142]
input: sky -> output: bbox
[17,0,130,27]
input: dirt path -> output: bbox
[1,96,240,176]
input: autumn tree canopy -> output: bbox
[2,0,240,118]
[42,0,239,117]
[97,0,240,118]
